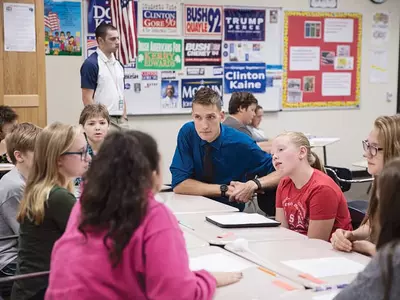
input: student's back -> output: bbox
[46,196,215,299]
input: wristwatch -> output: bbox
[220,184,228,197]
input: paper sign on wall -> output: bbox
[224,8,265,41]
[184,39,221,66]
[224,63,266,94]
[182,78,223,108]
[137,38,182,70]
[184,5,222,36]
[138,1,180,35]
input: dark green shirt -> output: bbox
[11,186,76,300]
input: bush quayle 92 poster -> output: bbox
[181,78,223,108]
[138,1,180,35]
[184,4,222,36]
[224,8,265,41]
[224,63,266,94]
[184,39,222,66]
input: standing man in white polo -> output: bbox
[80,23,128,125]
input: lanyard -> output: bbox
[104,60,123,99]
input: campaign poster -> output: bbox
[87,0,110,34]
[184,4,222,36]
[138,1,180,35]
[181,78,223,108]
[184,39,221,66]
[86,36,97,57]
[137,38,182,70]
[224,8,265,41]
[44,0,82,56]
[224,63,266,93]
[161,79,179,109]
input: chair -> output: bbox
[0,235,18,242]
[325,166,373,229]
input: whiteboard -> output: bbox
[83,2,283,115]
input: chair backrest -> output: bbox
[325,165,353,192]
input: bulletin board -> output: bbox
[282,11,362,110]
[83,1,284,115]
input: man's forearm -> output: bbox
[173,179,221,197]
[258,171,282,189]
[82,97,94,106]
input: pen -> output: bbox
[258,266,276,277]
[313,283,348,292]
[178,221,195,231]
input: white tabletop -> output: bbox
[177,212,307,246]
[352,160,368,169]
[0,163,13,172]
[309,137,340,148]
[155,192,239,214]
[181,226,209,249]
[279,289,340,300]
[160,185,172,192]
[225,238,370,288]
[188,246,305,300]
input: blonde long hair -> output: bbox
[276,131,325,173]
[17,122,82,225]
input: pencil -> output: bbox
[258,266,277,277]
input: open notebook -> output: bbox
[206,213,281,228]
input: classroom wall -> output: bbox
[46,0,400,183]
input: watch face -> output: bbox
[220,185,228,192]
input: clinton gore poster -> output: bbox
[44,0,82,56]
[138,1,181,35]
[224,8,265,41]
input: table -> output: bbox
[155,192,239,214]
[160,184,172,192]
[181,227,209,249]
[177,212,307,246]
[308,137,340,165]
[352,160,368,169]
[279,289,341,300]
[188,246,305,300]
[0,163,13,172]
[225,238,370,288]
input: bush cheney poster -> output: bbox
[181,78,223,108]
[224,8,265,41]
[224,63,267,94]
[184,4,222,36]
[184,39,222,66]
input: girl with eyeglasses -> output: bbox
[331,115,400,256]
[12,123,91,300]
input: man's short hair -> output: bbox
[79,104,110,126]
[192,87,222,111]
[228,92,258,114]
[95,22,118,40]
[0,105,18,130]
[6,123,42,164]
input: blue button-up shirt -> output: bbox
[170,122,274,211]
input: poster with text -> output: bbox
[224,8,265,41]
[184,39,221,66]
[44,0,82,56]
[184,4,222,36]
[181,78,223,108]
[138,1,180,35]
[137,38,182,70]
[222,41,266,63]
[224,63,266,94]
[86,36,97,56]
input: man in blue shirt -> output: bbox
[170,87,281,211]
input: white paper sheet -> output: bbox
[207,213,279,226]
[190,253,253,272]
[324,18,354,43]
[282,257,365,278]
[0,163,14,169]
[3,3,36,52]
[313,291,340,300]
[290,47,320,71]
[369,49,388,83]
[322,72,351,96]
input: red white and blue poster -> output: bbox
[138,1,180,35]
[181,78,223,108]
[184,5,222,36]
[224,8,265,41]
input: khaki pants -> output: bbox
[110,116,130,131]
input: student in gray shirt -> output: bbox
[0,123,41,297]
[334,157,400,300]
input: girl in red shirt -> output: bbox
[272,131,352,241]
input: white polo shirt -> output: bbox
[80,49,125,116]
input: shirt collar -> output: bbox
[96,48,116,64]
[200,124,225,150]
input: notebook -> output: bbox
[206,213,281,228]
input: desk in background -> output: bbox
[352,160,368,169]
[177,212,306,246]
[155,192,239,214]
[0,163,13,172]
[225,238,370,288]
[182,227,209,249]
[308,137,340,165]
[188,246,304,300]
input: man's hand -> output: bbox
[229,180,258,203]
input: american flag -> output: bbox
[86,37,98,50]
[110,0,137,65]
[44,12,60,32]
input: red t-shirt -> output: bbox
[276,169,352,237]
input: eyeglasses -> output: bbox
[362,140,383,157]
[61,145,90,161]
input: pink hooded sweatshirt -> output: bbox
[45,194,216,299]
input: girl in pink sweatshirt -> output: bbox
[45,130,242,300]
